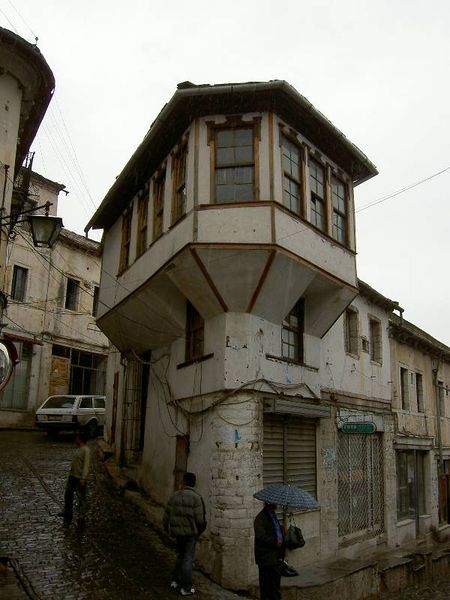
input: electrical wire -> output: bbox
[6,0,38,42]
[356,165,450,213]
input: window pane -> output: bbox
[216,129,234,147]
[310,196,324,230]
[310,160,324,199]
[283,177,300,213]
[235,145,253,163]
[234,128,253,146]
[12,266,28,301]
[217,147,234,165]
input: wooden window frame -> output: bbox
[415,372,424,413]
[92,285,99,317]
[136,191,149,257]
[185,302,204,361]
[119,208,132,274]
[281,299,304,363]
[309,157,327,232]
[369,317,382,363]
[171,142,188,225]
[152,168,166,241]
[331,174,348,245]
[400,366,409,410]
[281,133,304,216]
[11,265,28,302]
[207,116,261,204]
[344,307,359,356]
[65,277,80,311]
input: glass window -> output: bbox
[65,277,80,311]
[43,396,76,409]
[281,300,304,362]
[92,286,99,317]
[438,381,445,417]
[136,193,148,257]
[369,318,382,363]
[11,266,28,302]
[332,175,347,244]
[153,170,166,240]
[282,137,302,214]
[185,302,204,361]
[94,397,105,409]
[215,127,254,203]
[79,397,93,409]
[309,159,325,231]
[400,367,409,410]
[416,373,424,413]
[172,144,188,223]
[396,450,427,521]
[119,208,132,272]
[344,308,359,355]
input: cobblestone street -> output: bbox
[0,431,240,600]
[2,431,450,600]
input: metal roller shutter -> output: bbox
[263,414,317,497]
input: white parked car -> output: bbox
[35,394,106,438]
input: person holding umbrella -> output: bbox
[254,501,285,600]
[253,483,319,598]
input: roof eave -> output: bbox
[86,81,378,232]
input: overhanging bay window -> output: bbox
[214,125,255,203]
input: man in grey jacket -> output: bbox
[163,472,206,596]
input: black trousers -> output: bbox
[258,564,281,600]
[63,475,87,523]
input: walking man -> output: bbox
[163,472,206,596]
[61,432,90,527]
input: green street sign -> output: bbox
[342,422,376,434]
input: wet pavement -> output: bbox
[0,430,240,600]
[2,431,450,600]
[382,578,450,600]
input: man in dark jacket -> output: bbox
[254,502,285,600]
[163,472,206,596]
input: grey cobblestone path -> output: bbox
[381,578,450,600]
[0,431,240,600]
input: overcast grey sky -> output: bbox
[2,0,449,345]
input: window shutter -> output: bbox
[263,414,317,497]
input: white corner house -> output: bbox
[85,80,446,589]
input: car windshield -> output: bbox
[42,396,76,409]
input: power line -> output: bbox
[0,7,19,33]
[356,165,450,213]
[6,0,38,42]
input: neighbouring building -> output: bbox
[0,27,54,310]
[86,80,400,588]
[389,316,450,544]
[0,170,109,427]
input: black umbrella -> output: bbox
[253,484,319,510]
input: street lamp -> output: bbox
[2,201,63,248]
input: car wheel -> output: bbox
[86,420,98,439]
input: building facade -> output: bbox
[0,171,109,427]
[389,317,450,545]
[0,27,54,308]
[87,81,409,588]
